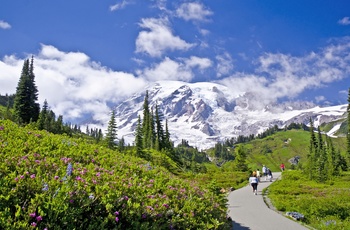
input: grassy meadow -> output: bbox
[1,114,350,229]
[267,170,350,229]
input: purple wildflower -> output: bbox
[31,222,37,227]
[29,212,36,218]
[14,177,18,182]
[54,176,59,180]
[115,217,119,222]
[36,216,43,221]
[124,196,129,201]
[20,175,24,179]
[30,174,36,179]
[114,211,119,216]
[66,163,73,176]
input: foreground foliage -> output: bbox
[0,120,231,229]
[268,170,350,230]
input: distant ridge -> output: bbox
[113,81,347,150]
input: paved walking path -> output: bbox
[227,172,309,230]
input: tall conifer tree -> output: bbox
[142,91,153,149]
[29,56,40,121]
[135,115,143,156]
[307,118,317,179]
[155,104,164,151]
[105,110,118,149]
[13,57,40,124]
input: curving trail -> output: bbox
[227,172,309,230]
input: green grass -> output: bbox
[239,129,347,172]
[268,170,350,229]
[0,119,232,229]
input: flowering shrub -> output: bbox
[0,120,231,229]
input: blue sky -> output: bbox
[1,0,350,122]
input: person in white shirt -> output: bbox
[249,171,259,195]
[262,165,267,181]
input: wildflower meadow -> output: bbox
[0,120,232,229]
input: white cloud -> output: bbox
[216,52,234,78]
[139,56,211,82]
[0,45,147,123]
[315,95,326,103]
[184,56,212,70]
[152,0,168,11]
[135,17,194,57]
[176,2,213,22]
[219,37,350,106]
[0,20,11,29]
[338,17,350,25]
[199,29,210,36]
[110,0,133,11]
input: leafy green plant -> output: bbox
[268,170,350,229]
[0,120,232,229]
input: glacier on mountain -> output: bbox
[113,81,347,150]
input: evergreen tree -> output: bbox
[118,137,126,151]
[142,91,153,149]
[13,57,40,124]
[316,127,327,182]
[155,104,164,151]
[28,56,40,122]
[37,99,49,130]
[325,136,338,178]
[234,145,248,171]
[164,119,173,150]
[307,118,317,180]
[135,115,143,156]
[105,110,118,149]
[55,115,64,134]
[14,60,32,124]
[149,108,156,149]
[86,125,90,136]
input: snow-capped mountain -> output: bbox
[115,81,347,150]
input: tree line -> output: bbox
[0,58,95,138]
[306,88,350,182]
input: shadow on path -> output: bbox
[231,221,251,230]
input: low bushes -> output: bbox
[268,170,350,229]
[0,120,232,229]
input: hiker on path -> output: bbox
[256,169,261,182]
[262,165,267,181]
[249,171,259,195]
[267,168,273,182]
[280,163,285,171]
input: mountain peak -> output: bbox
[115,81,347,150]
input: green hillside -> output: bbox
[0,120,232,229]
[239,129,347,172]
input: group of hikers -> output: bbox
[249,163,285,195]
